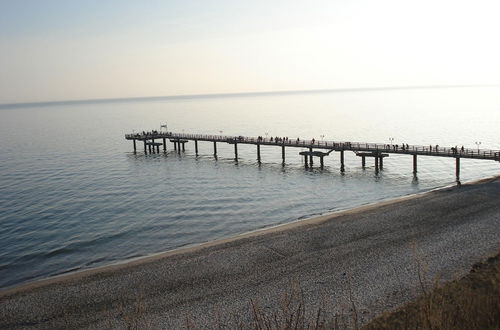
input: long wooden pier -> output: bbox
[125,131,500,181]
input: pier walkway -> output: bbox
[125,131,500,181]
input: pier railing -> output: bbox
[125,132,500,161]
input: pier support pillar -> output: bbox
[309,147,313,165]
[375,156,379,172]
[282,145,285,165]
[163,138,166,152]
[143,140,147,153]
[148,144,152,153]
[320,156,324,169]
[156,145,160,153]
[195,140,198,155]
[133,139,136,153]
[340,150,345,172]
[234,143,238,160]
[456,157,460,182]
[413,154,418,174]
[257,144,261,163]
[173,141,177,151]
[213,141,217,158]
[379,156,383,169]
[361,155,365,168]
[304,155,309,168]
[181,141,185,152]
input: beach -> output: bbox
[1,176,499,328]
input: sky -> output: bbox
[0,0,499,103]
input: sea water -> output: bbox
[0,86,499,288]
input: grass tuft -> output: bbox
[364,253,500,330]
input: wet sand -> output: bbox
[1,176,499,329]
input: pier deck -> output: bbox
[125,131,500,180]
[126,132,499,160]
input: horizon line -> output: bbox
[1,84,499,110]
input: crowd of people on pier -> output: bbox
[128,130,173,138]
[256,136,293,144]
[381,143,469,154]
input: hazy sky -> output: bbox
[1,0,499,103]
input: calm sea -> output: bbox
[0,87,499,288]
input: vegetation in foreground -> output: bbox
[363,253,500,330]
[106,252,500,329]
[184,253,499,330]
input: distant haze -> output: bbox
[1,0,499,103]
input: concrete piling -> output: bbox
[340,150,345,172]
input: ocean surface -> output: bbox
[0,86,499,289]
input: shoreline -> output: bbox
[2,174,498,297]
[1,174,499,328]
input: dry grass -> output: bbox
[184,253,500,330]
[364,253,500,330]
[226,287,354,330]
[103,253,499,329]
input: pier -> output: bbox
[125,131,500,181]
